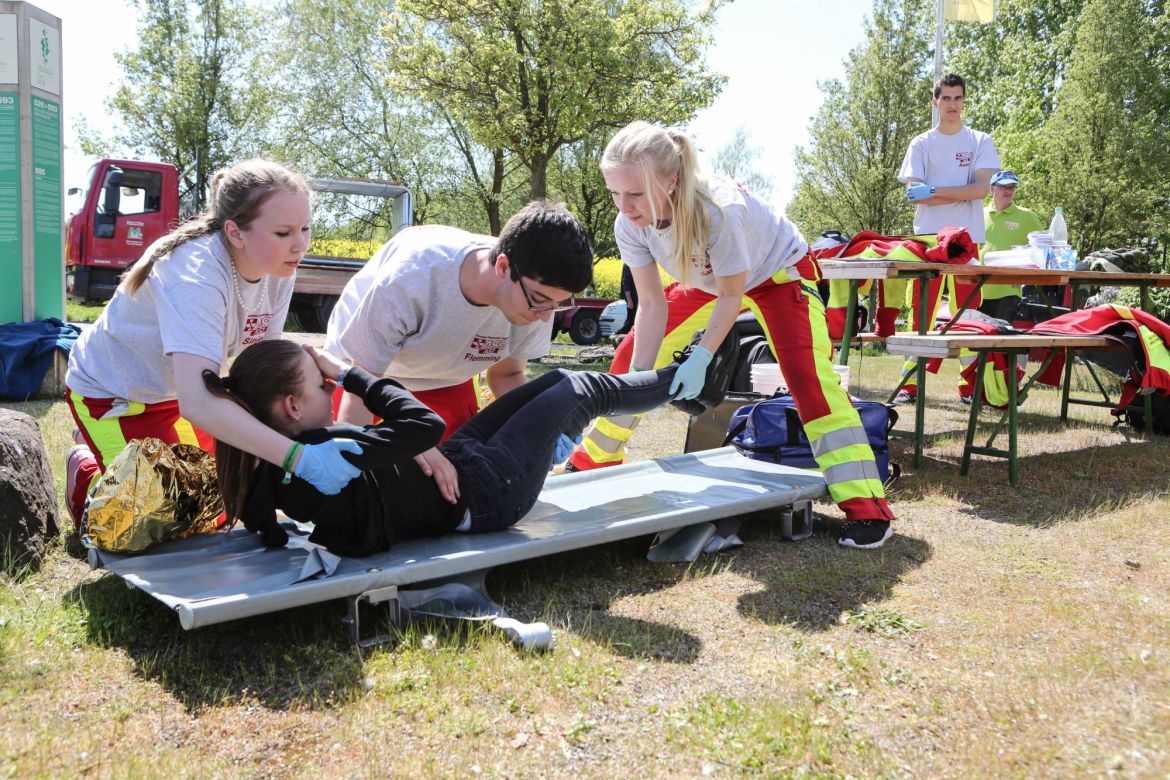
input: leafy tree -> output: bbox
[711,125,773,199]
[547,133,618,256]
[96,0,273,203]
[788,0,933,238]
[945,0,1086,192]
[271,0,493,233]
[382,0,728,201]
[1030,0,1170,252]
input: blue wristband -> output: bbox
[337,365,352,388]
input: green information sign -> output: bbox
[0,93,19,324]
[30,94,62,319]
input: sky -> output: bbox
[36,0,873,211]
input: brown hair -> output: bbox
[601,121,716,285]
[201,339,307,524]
[934,73,966,98]
[121,159,309,294]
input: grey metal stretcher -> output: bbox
[88,447,827,648]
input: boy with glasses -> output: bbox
[325,202,593,499]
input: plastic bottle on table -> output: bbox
[1049,207,1068,243]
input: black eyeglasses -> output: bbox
[516,274,575,312]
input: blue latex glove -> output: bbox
[906,182,935,202]
[294,439,363,495]
[669,345,713,401]
[550,433,581,470]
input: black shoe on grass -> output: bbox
[837,520,893,549]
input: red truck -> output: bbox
[65,159,409,331]
[66,158,611,341]
[552,297,610,345]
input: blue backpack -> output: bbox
[724,394,898,485]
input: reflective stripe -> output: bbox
[808,424,869,456]
[584,426,629,455]
[173,417,201,447]
[580,413,643,461]
[823,459,882,486]
[828,477,889,504]
[595,414,638,440]
[581,436,626,464]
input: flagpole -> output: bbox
[933,0,944,126]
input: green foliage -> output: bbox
[383,0,728,202]
[270,0,508,234]
[947,0,1170,255]
[592,257,623,299]
[307,238,383,260]
[788,0,932,239]
[99,0,274,202]
[1033,0,1170,253]
[547,133,618,255]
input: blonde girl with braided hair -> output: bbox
[63,159,362,528]
[566,121,897,549]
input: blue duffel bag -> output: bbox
[724,394,898,485]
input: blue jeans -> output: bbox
[439,367,677,531]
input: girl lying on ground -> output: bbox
[203,339,689,556]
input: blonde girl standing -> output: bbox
[566,122,895,548]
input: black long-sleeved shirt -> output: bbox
[239,367,467,556]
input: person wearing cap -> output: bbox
[981,170,1045,321]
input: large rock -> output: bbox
[0,408,60,575]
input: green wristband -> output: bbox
[282,442,304,473]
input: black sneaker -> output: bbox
[837,520,893,549]
[669,328,738,416]
[959,395,973,406]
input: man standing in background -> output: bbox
[894,72,1000,404]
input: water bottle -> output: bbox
[1049,207,1068,244]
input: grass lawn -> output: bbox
[2,349,1169,777]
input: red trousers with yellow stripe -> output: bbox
[65,390,214,522]
[567,257,894,523]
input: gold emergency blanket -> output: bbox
[85,438,222,553]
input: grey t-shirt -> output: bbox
[323,225,553,392]
[898,126,1000,243]
[614,176,808,294]
[66,232,293,403]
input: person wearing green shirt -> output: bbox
[981,169,1045,321]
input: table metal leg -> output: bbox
[1007,351,1019,486]
[838,279,859,366]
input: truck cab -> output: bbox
[65,160,180,302]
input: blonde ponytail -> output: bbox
[602,121,716,285]
[119,159,309,294]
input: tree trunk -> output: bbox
[529,151,549,202]
[488,149,505,236]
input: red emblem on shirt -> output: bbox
[956,151,973,167]
[242,313,273,345]
[466,335,508,363]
